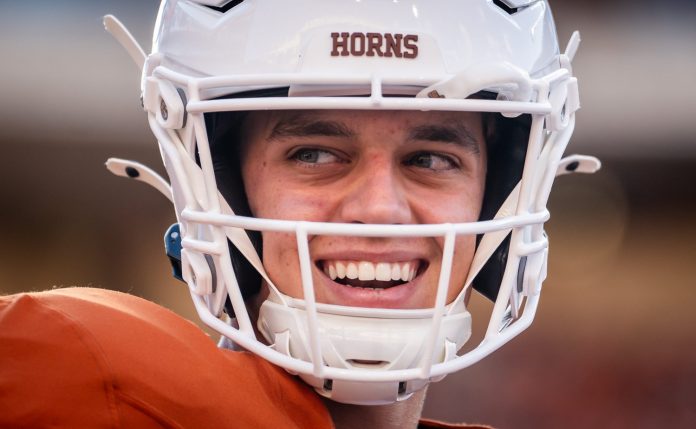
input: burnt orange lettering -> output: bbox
[384,33,403,58]
[350,32,366,56]
[403,34,419,59]
[331,32,350,57]
[330,32,418,59]
[366,33,384,57]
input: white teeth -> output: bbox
[401,264,410,281]
[336,262,346,279]
[323,260,419,283]
[358,261,375,281]
[375,263,391,281]
[391,264,401,281]
[346,262,358,279]
[329,265,337,280]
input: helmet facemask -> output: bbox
[145,72,576,405]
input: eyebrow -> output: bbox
[407,123,481,155]
[267,113,481,155]
[268,114,355,140]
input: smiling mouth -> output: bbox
[318,260,425,290]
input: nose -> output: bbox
[337,157,412,225]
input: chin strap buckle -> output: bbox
[164,223,185,283]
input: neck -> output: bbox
[323,387,427,429]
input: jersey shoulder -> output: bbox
[0,287,331,429]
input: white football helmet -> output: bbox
[105,0,600,405]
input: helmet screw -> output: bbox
[160,99,169,120]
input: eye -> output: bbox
[290,148,341,165]
[404,152,459,171]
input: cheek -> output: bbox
[255,186,336,222]
[243,163,283,217]
[447,235,478,301]
[255,192,336,299]
[465,162,488,220]
[261,231,303,297]
[453,235,477,273]
[415,185,484,224]
[409,165,487,225]
[262,232,295,264]
[242,150,339,222]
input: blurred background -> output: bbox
[1,1,694,427]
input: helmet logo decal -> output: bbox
[331,32,419,59]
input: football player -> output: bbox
[0,1,598,428]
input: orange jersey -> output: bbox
[0,287,332,428]
[0,288,491,429]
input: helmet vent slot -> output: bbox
[201,0,245,13]
[347,359,389,369]
[492,0,530,15]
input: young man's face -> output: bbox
[241,109,487,309]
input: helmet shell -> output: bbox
[153,0,560,81]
